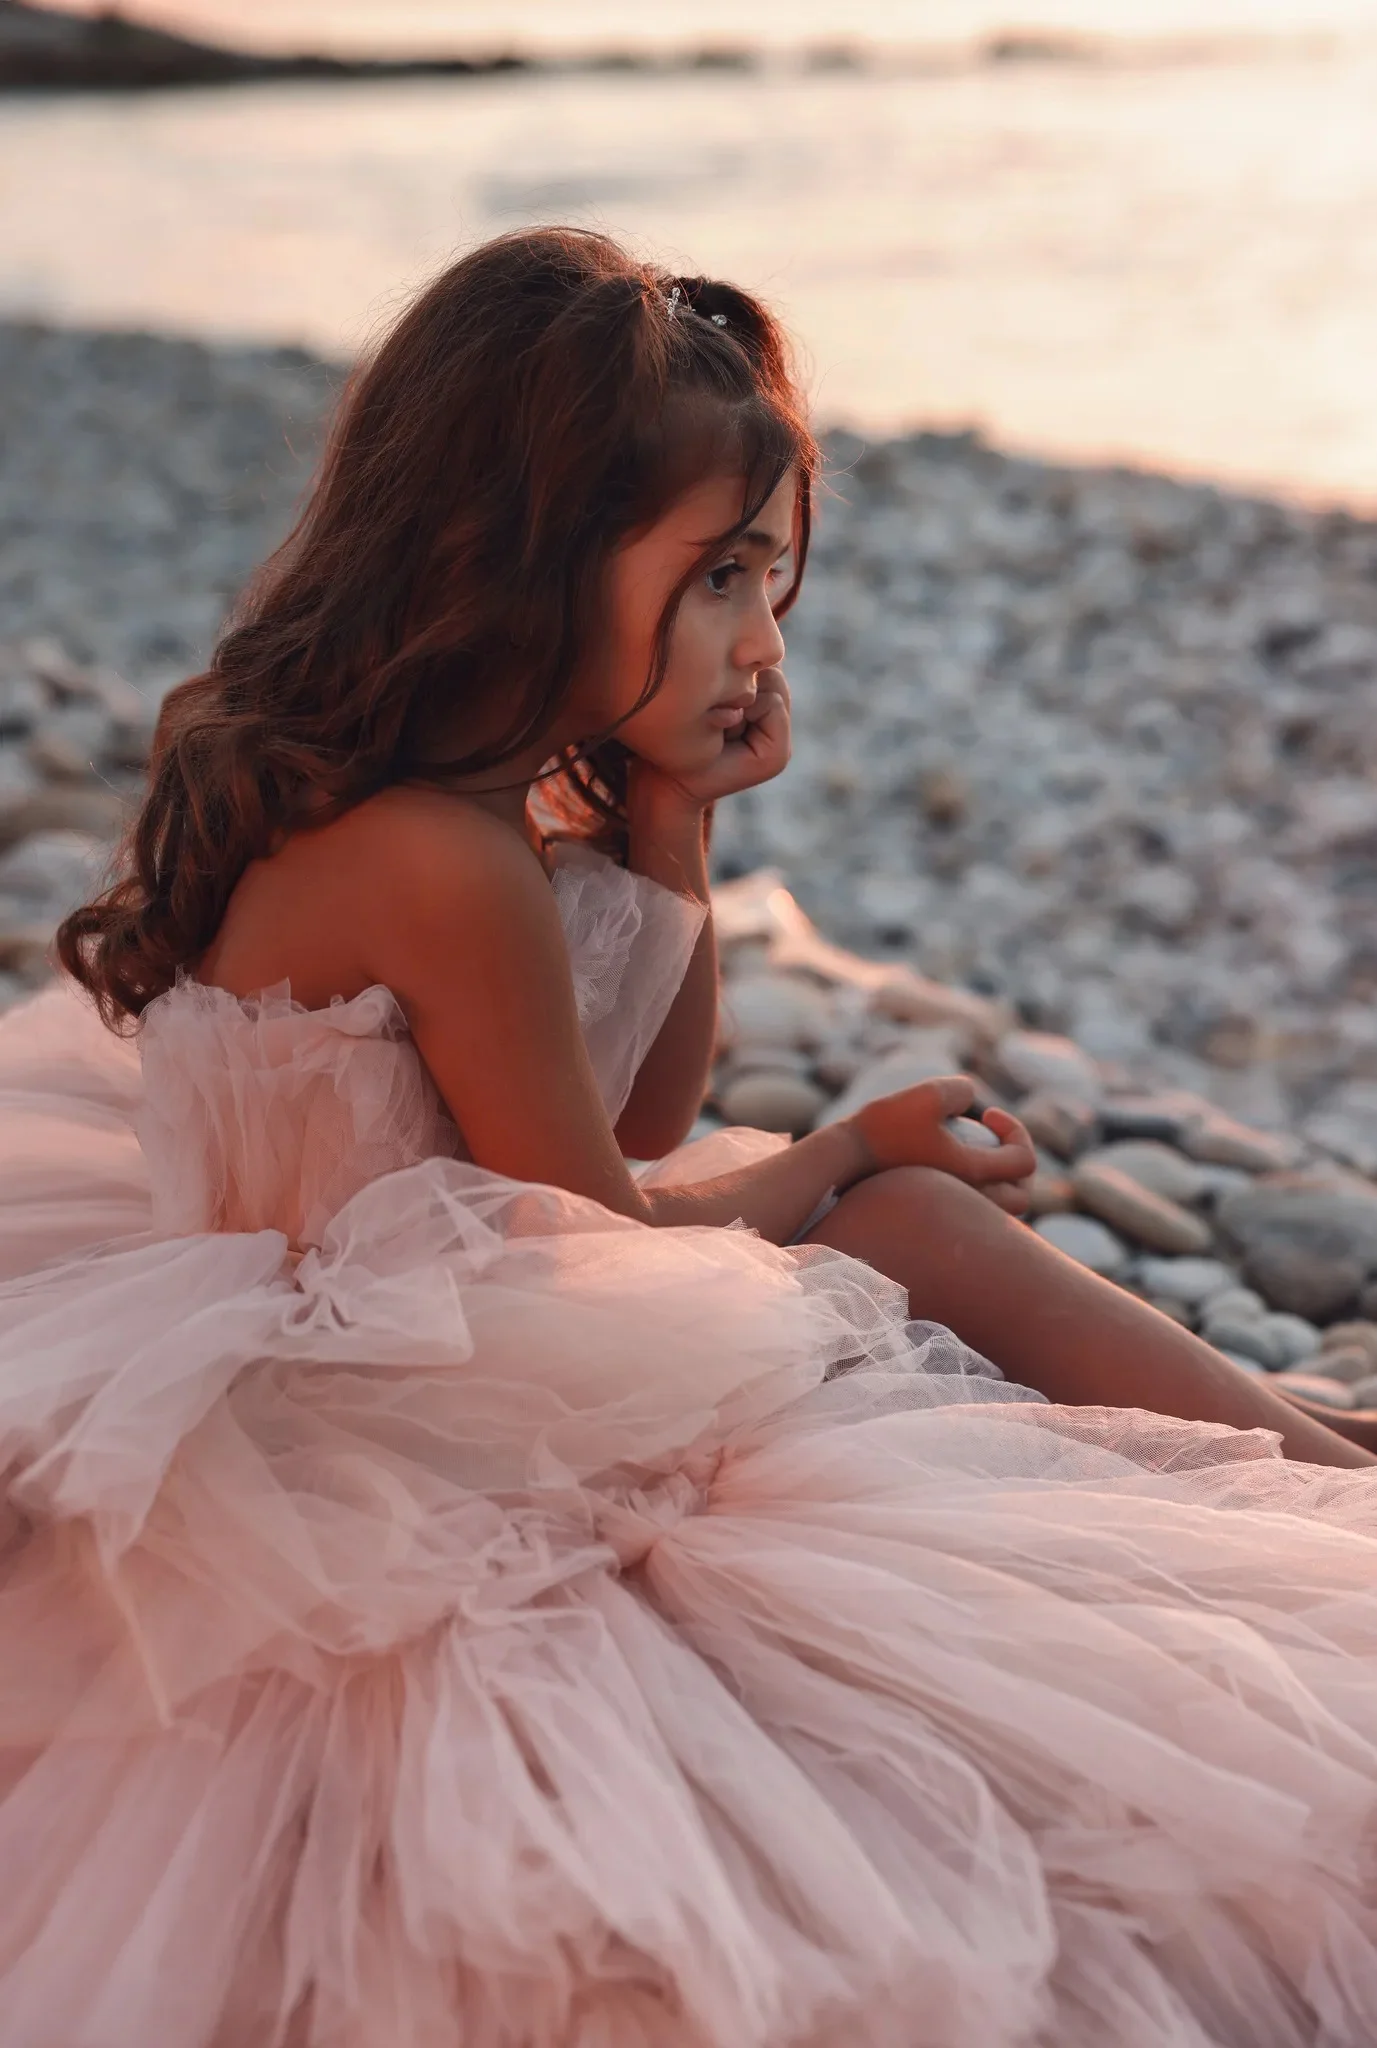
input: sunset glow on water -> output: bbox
[5,2,1377,505]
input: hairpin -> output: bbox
[664,283,728,328]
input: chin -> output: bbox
[627,731,721,777]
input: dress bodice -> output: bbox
[134,841,707,1251]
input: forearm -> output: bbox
[643,1118,871,1243]
[615,783,718,1157]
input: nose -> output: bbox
[736,588,786,674]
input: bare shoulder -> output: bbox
[346,787,568,996]
[342,787,646,1216]
[349,786,546,899]
[196,783,565,1011]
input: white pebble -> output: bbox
[1136,1256,1239,1307]
[1217,1351,1269,1377]
[1199,1285,1267,1323]
[947,1116,999,1150]
[1033,1213,1131,1279]
[1256,1312,1321,1370]
[1272,1370,1357,1410]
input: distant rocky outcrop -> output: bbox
[0,3,1110,94]
[0,0,532,91]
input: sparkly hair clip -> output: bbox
[665,284,728,327]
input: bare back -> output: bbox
[194,787,549,1012]
[193,786,652,1221]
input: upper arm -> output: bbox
[355,805,651,1222]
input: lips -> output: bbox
[704,694,753,729]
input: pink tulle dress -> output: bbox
[3,840,1377,2048]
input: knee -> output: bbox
[820,1164,982,1246]
[844,1165,948,1213]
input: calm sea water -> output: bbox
[5,2,1377,506]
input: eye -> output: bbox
[705,557,792,598]
[705,559,745,597]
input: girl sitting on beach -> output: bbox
[3,223,1377,2047]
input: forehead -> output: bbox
[658,469,798,551]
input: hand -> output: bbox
[656,666,792,807]
[847,1076,1037,1217]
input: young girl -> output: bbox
[3,226,1377,2047]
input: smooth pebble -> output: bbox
[1033,1212,1131,1279]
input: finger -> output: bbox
[922,1075,978,1119]
[945,1136,1037,1184]
[983,1107,1032,1150]
[737,678,786,731]
[982,1182,1030,1216]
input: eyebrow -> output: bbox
[738,528,792,558]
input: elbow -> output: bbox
[615,1110,696,1166]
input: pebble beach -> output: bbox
[3,317,1377,1403]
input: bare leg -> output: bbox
[801,1166,1376,1470]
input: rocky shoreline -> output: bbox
[2,317,1377,1397]
[0,0,687,93]
[0,1,1131,93]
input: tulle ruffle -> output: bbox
[4,896,1377,2042]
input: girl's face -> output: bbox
[584,468,795,776]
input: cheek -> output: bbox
[628,608,712,712]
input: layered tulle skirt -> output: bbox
[4,984,1377,2046]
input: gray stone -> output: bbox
[1116,865,1199,936]
[719,972,836,1052]
[1016,1091,1100,1162]
[1191,1164,1255,1205]
[992,1030,1103,1107]
[1217,1174,1377,1321]
[1144,1294,1193,1327]
[1202,1316,1288,1370]
[1344,1374,1377,1408]
[1136,1256,1240,1307]
[1302,1081,1377,1178]
[812,1039,864,1091]
[1078,1141,1213,1208]
[0,671,44,736]
[1199,1284,1268,1322]
[1318,1322,1377,1372]
[1032,1212,1131,1279]
[816,1036,968,1128]
[1025,1162,1077,1218]
[0,786,129,852]
[1255,1312,1322,1369]
[1069,1160,1214,1256]
[721,1045,814,1079]
[0,828,111,918]
[1098,1097,1192,1145]
[1308,1347,1377,1388]
[0,922,53,979]
[948,1116,999,1150]
[715,1069,828,1137]
[1180,1112,1301,1174]
[864,968,1010,1046]
[1271,1370,1358,1411]
[27,706,112,783]
[1241,1243,1366,1324]
[1216,1351,1269,1377]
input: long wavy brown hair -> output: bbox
[58,225,819,1028]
